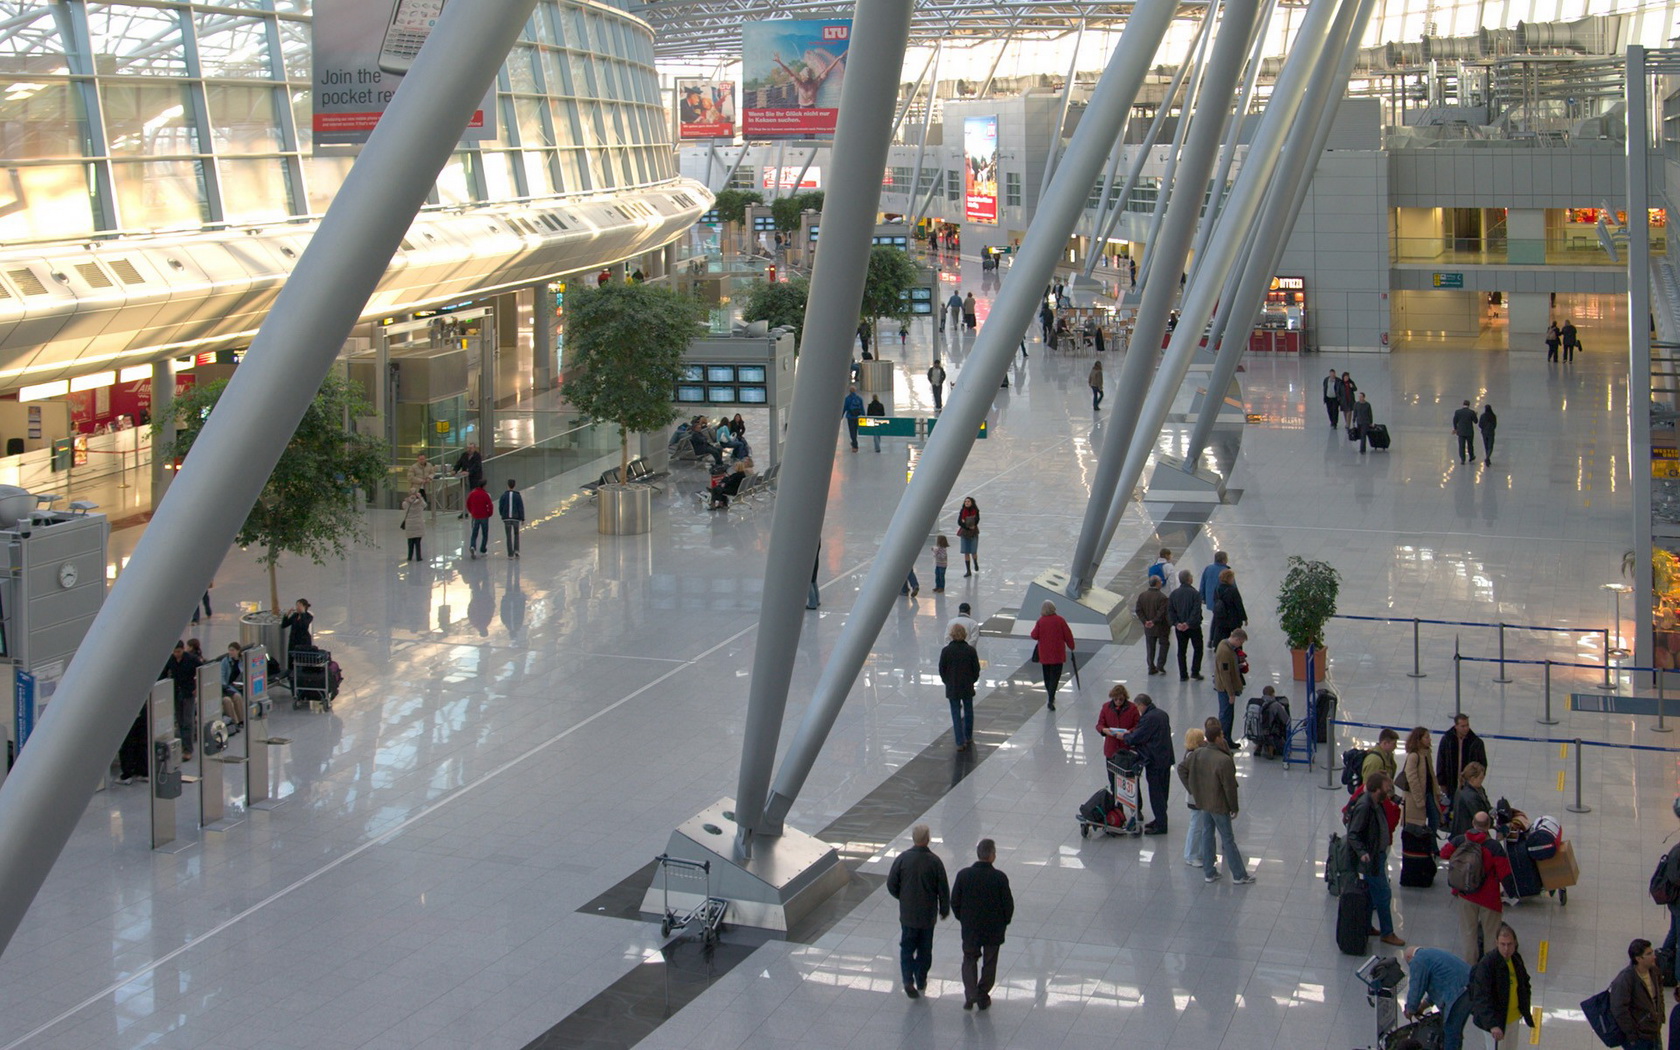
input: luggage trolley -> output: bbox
[1355,954,1444,1050]
[1076,750,1145,838]
[653,853,728,946]
[288,649,333,711]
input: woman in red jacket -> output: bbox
[1096,683,1138,789]
[1030,600,1075,710]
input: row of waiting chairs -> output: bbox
[696,462,781,509]
[581,457,668,497]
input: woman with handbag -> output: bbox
[1401,726,1441,832]
[956,497,981,576]
[400,488,426,563]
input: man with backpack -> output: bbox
[1653,799,1680,983]
[1440,811,1512,963]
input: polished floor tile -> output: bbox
[0,256,1652,1050]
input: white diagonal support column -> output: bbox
[756,0,1179,834]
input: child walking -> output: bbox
[933,535,949,592]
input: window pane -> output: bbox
[540,49,573,97]
[557,148,586,192]
[0,3,69,66]
[0,81,89,159]
[193,13,274,80]
[514,96,551,147]
[481,149,514,200]
[434,153,473,205]
[218,157,293,222]
[521,149,554,195]
[506,45,539,94]
[111,159,208,230]
[276,19,309,82]
[102,81,200,156]
[299,153,352,213]
[0,164,93,240]
[205,84,283,152]
[87,5,188,77]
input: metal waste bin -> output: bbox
[240,612,287,674]
[858,359,895,399]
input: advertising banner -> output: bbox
[742,19,851,139]
[760,166,822,191]
[312,0,496,149]
[676,78,736,140]
[964,116,998,225]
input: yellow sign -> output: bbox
[435,420,451,434]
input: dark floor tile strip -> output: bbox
[539,518,1220,1050]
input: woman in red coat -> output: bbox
[1030,600,1075,710]
[1096,683,1138,789]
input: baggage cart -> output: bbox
[653,853,728,946]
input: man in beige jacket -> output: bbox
[1177,718,1255,885]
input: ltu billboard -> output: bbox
[742,20,851,139]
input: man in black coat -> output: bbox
[1467,923,1534,1048]
[1451,401,1477,464]
[886,824,949,999]
[939,626,982,752]
[1125,693,1173,835]
[951,837,1014,1010]
[1168,569,1204,681]
[1437,713,1488,798]
[1353,393,1375,454]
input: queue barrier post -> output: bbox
[1658,673,1672,734]
[1407,618,1425,678]
[1453,635,1462,711]
[1538,659,1558,726]
[1566,739,1591,813]
[1604,631,1613,689]
[1320,707,1339,792]
[1494,622,1512,684]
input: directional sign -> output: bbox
[1431,272,1464,289]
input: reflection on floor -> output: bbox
[0,264,1655,1050]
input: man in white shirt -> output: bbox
[948,602,981,654]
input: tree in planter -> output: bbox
[741,276,810,350]
[1276,555,1341,653]
[770,190,825,235]
[858,245,919,348]
[712,188,762,252]
[563,281,706,480]
[159,373,388,614]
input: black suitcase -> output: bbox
[1504,833,1544,898]
[1337,881,1372,955]
[1400,825,1437,888]
[1078,788,1114,826]
[1367,424,1391,450]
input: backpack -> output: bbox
[1147,562,1169,584]
[1340,748,1372,793]
[1446,840,1487,894]
[1581,988,1628,1047]
[1651,848,1680,906]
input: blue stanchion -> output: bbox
[1333,613,1600,635]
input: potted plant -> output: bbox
[1276,555,1341,680]
[563,280,705,535]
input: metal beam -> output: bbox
[907,41,944,226]
[1038,19,1085,208]
[730,0,915,858]
[1138,0,1220,292]
[1067,0,1338,593]
[755,0,1179,836]
[1629,45,1656,668]
[1081,7,1212,279]
[0,0,542,959]
[1187,0,1275,278]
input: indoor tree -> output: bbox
[741,276,810,350]
[563,280,706,480]
[159,373,388,613]
[858,245,920,347]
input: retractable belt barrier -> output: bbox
[1331,613,1611,685]
[1326,718,1680,814]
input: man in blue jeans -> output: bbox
[1177,719,1257,886]
[885,824,949,999]
[1404,946,1472,1050]
[1349,771,1405,946]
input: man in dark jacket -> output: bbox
[951,837,1013,1010]
[1451,400,1477,464]
[939,626,982,752]
[1125,693,1173,835]
[1349,771,1403,946]
[1468,923,1533,1049]
[497,479,525,557]
[1437,713,1488,798]
[1135,577,1171,675]
[1610,938,1665,1050]
[885,824,949,999]
[1169,569,1204,681]
[1353,392,1375,454]
[162,641,198,761]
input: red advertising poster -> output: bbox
[676,78,736,140]
[964,116,998,225]
[742,20,851,140]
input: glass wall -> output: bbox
[0,0,675,245]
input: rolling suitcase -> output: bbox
[1503,833,1544,899]
[1337,880,1372,955]
[1399,824,1437,888]
[1367,424,1391,450]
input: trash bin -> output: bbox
[858,359,895,399]
[239,612,287,674]
[1313,688,1337,745]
